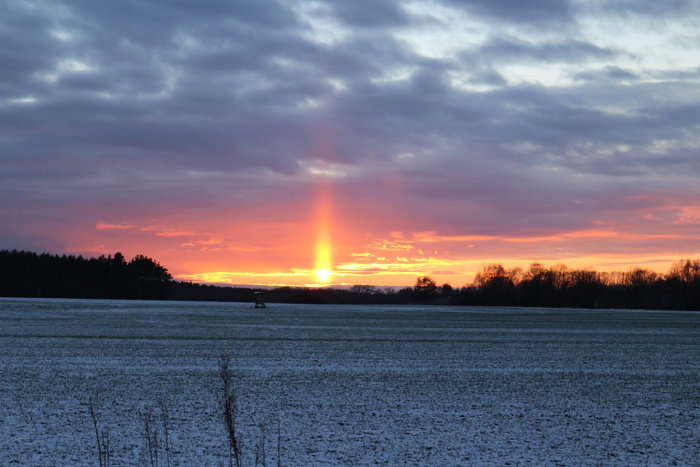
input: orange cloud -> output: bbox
[96,220,136,230]
[83,197,700,289]
[672,206,700,225]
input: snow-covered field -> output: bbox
[1,297,699,465]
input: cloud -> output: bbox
[1,0,699,285]
[591,0,697,17]
[318,0,412,28]
[96,221,136,230]
[441,0,574,27]
[473,37,620,64]
[573,66,640,83]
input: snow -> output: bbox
[1,297,699,465]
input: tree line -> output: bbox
[0,249,172,300]
[2,249,699,310]
[419,260,700,311]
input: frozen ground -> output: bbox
[1,298,699,465]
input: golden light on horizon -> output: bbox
[314,217,333,284]
[315,235,333,283]
[312,137,335,284]
[315,267,332,283]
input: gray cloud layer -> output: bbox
[1,0,699,261]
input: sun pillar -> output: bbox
[314,179,333,284]
[310,114,338,285]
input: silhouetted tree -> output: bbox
[665,259,700,310]
[568,268,603,308]
[349,285,377,295]
[413,276,438,303]
[127,255,172,300]
[519,262,556,307]
[3,249,700,310]
[622,267,659,309]
[473,264,517,306]
[0,250,171,300]
[440,283,454,297]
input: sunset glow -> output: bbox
[315,267,332,284]
[313,169,334,284]
[315,238,333,284]
[2,1,700,288]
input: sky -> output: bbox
[2,0,700,287]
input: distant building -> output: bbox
[254,291,266,308]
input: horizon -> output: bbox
[2,1,699,288]
[4,247,695,291]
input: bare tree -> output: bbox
[413,276,438,302]
[255,421,267,467]
[141,406,160,467]
[219,354,242,467]
[158,397,172,467]
[88,393,112,467]
[277,419,282,467]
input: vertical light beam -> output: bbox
[312,117,336,285]
[314,180,333,284]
